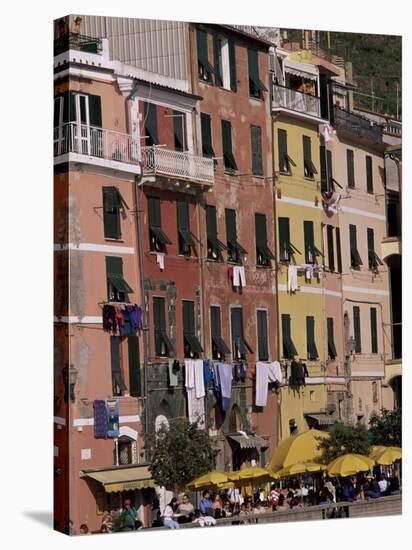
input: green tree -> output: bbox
[319,423,370,463]
[369,408,402,447]
[145,418,218,494]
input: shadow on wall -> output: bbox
[22,511,53,529]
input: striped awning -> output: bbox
[84,465,155,493]
[228,433,268,449]
[284,59,319,80]
[305,413,335,426]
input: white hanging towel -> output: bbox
[268,361,282,384]
[156,252,165,271]
[255,361,282,407]
[233,266,246,287]
[194,359,205,399]
[187,387,205,429]
[184,359,195,389]
[287,265,298,292]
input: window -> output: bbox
[257,310,269,361]
[177,200,194,256]
[251,126,263,176]
[370,307,378,353]
[367,227,383,271]
[336,227,343,273]
[103,187,122,239]
[231,307,252,359]
[320,146,332,193]
[206,205,226,261]
[303,136,317,179]
[197,29,214,82]
[327,318,337,359]
[110,336,127,396]
[183,301,203,358]
[200,113,215,157]
[173,110,186,151]
[106,256,133,302]
[282,314,298,359]
[225,209,247,264]
[278,129,295,174]
[221,120,237,171]
[247,48,267,99]
[347,149,355,188]
[118,436,137,465]
[366,155,373,193]
[349,224,362,269]
[143,103,158,146]
[304,221,323,264]
[255,213,275,267]
[153,297,175,357]
[210,306,230,359]
[326,224,335,272]
[306,316,318,360]
[278,217,299,262]
[213,36,236,90]
[353,306,362,353]
[148,197,172,252]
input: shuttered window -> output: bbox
[148,197,172,252]
[128,335,141,397]
[228,39,237,91]
[320,146,333,193]
[153,297,175,357]
[347,149,355,188]
[247,48,267,98]
[210,306,230,359]
[225,208,246,263]
[144,102,158,146]
[304,221,322,264]
[206,205,225,261]
[336,227,343,273]
[366,155,373,193]
[183,301,203,357]
[327,150,333,191]
[197,29,214,81]
[213,35,223,87]
[257,310,269,361]
[306,316,318,360]
[327,224,335,272]
[278,217,299,261]
[367,227,383,271]
[327,318,337,359]
[251,126,263,176]
[200,113,215,157]
[255,213,275,266]
[173,110,186,151]
[370,307,378,353]
[278,129,295,174]
[221,120,237,171]
[106,256,133,302]
[177,200,194,256]
[103,187,122,239]
[282,314,298,359]
[231,307,252,359]
[110,336,127,396]
[353,306,362,353]
[303,136,317,179]
[349,224,362,269]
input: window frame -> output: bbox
[148,196,172,253]
[251,125,263,176]
[225,208,247,264]
[106,256,133,303]
[247,48,267,99]
[206,205,226,262]
[183,300,203,358]
[177,199,194,257]
[349,224,363,270]
[210,305,230,360]
[103,186,122,240]
[221,119,238,172]
[255,213,275,267]
[303,135,317,180]
[230,306,253,360]
[256,309,269,361]
[306,316,319,360]
[153,296,175,358]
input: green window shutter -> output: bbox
[173,110,185,151]
[367,227,375,253]
[327,318,337,359]
[257,310,269,361]
[201,113,214,156]
[153,296,170,356]
[247,48,267,96]
[306,316,318,360]
[304,221,315,263]
[278,217,291,260]
[144,103,159,145]
[251,126,263,176]
[106,256,133,297]
[54,96,62,127]
[148,197,161,227]
[320,145,327,192]
[213,35,223,86]
[106,256,123,276]
[210,306,230,357]
[255,213,267,249]
[225,208,237,246]
[228,39,237,91]
[347,149,355,188]
[89,95,102,127]
[353,306,362,353]
[278,129,288,173]
[183,301,195,334]
[103,187,121,239]
[128,335,141,397]
[327,224,335,271]
[327,150,333,191]
[370,307,378,353]
[211,306,221,337]
[282,314,297,359]
[231,307,251,357]
[349,224,362,268]
[366,155,373,193]
[336,227,343,273]
[196,29,213,80]
[206,205,218,242]
[177,200,193,254]
[221,120,237,170]
[62,91,76,123]
[303,135,314,178]
[110,336,127,393]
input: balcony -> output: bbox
[141,146,215,187]
[272,84,321,119]
[54,33,102,56]
[333,106,383,144]
[54,123,140,174]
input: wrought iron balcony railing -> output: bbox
[272,84,321,118]
[54,33,103,56]
[333,106,383,144]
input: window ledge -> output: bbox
[105,238,124,243]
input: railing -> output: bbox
[333,106,383,144]
[54,33,103,56]
[54,123,139,165]
[141,146,215,186]
[272,84,321,118]
[383,121,402,136]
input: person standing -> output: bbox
[162,498,180,529]
[117,498,138,531]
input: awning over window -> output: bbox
[227,433,268,449]
[284,59,319,80]
[305,413,335,427]
[83,465,155,493]
[108,275,134,294]
[184,333,204,353]
[150,226,172,245]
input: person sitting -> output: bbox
[388,470,400,495]
[162,498,180,529]
[364,474,381,499]
[378,473,389,496]
[212,494,223,518]
[117,499,138,531]
[199,490,214,516]
[100,511,113,533]
[342,476,357,502]
[177,493,195,523]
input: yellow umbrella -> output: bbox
[267,429,330,473]
[275,462,326,478]
[228,467,270,481]
[373,447,402,465]
[326,454,375,477]
[369,445,387,458]
[186,470,229,491]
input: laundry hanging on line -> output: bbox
[102,304,143,335]
[255,361,282,407]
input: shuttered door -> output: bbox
[128,335,141,397]
[347,149,355,188]
[370,308,378,353]
[349,224,357,266]
[89,95,102,127]
[278,129,288,173]
[153,297,166,355]
[173,110,185,151]
[327,224,335,271]
[144,103,158,145]
[257,310,269,361]
[353,306,362,353]
[304,221,315,263]
[228,39,237,91]
[366,155,373,193]
[251,126,263,176]
[336,227,343,273]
